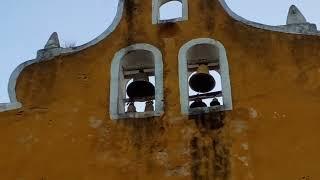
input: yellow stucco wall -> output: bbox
[1,0,320,179]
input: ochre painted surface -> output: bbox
[1,0,320,179]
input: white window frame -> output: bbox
[109,43,164,120]
[152,0,188,24]
[178,38,233,115]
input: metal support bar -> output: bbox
[189,91,222,101]
[124,96,155,103]
[123,68,155,79]
[187,62,220,72]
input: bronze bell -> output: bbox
[189,64,215,93]
[127,70,155,99]
[190,99,207,108]
[145,100,154,112]
[210,98,220,107]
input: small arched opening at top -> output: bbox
[179,38,232,115]
[152,0,188,24]
[159,1,183,21]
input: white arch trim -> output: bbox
[109,43,164,120]
[152,0,188,24]
[178,38,232,115]
[2,0,319,112]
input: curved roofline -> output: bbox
[1,0,319,112]
[0,0,125,112]
[218,0,319,35]
[62,0,125,53]
[1,0,125,112]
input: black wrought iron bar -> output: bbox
[189,91,222,101]
[124,70,155,79]
[124,96,155,103]
[187,62,220,72]
[187,59,219,65]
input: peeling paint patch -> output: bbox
[89,117,103,128]
[181,127,196,140]
[17,134,35,144]
[241,143,249,151]
[237,156,249,167]
[249,107,258,119]
[165,164,190,177]
[17,134,39,151]
[155,151,168,165]
[299,176,312,180]
[272,112,287,119]
[231,120,248,134]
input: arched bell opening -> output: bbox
[120,50,156,114]
[110,44,164,120]
[179,38,232,115]
[186,44,224,110]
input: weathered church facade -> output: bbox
[1,0,320,179]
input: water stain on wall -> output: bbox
[190,112,231,180]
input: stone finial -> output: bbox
[286,5,307,25]
[44,32,60,49]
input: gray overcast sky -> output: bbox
[0,0,319,103]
